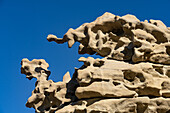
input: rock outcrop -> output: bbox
[21,12,170,113]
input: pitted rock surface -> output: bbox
[21,12,170,113]
[47,12,170,64]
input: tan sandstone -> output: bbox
[21,12,170,113]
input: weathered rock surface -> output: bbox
[47,12,170,64]
[57,97,170,113]
[21,12,170,113]
[76,57,170,99]
[21,59,78,112]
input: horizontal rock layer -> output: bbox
[57,97,170,113]
[76,57,170,99]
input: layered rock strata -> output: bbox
[21,12,170,113]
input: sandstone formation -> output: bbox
[21,12,170,113]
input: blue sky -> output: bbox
[1,0,170,113]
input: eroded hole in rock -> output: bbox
[113,81,121,86]
[27,72,32,76]
[165,45,170,55]
[35,67,43,73]
[93,61,104,67]
[166,70,170,77]
[151,30,168,44]
[39,61,42,65]
[133,41,142,48]
[44,91,50,96]
[57,87,61,92]
[24,66,29,70]
[91,22,124,36]
[34,88,40,93]
[152,65,164,75]
[161,81,170,90]
[137,103,148,113]
[52,105,58,108]
[129,22,132,26]
[97,47,111,57]
[136,73,145,82]
[123,70,136,82]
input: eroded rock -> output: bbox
[47,12,170,64]
[56,97,170,113]
[21,12,170,113]
[21,59,78,113]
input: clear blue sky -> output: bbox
[1,0,170,113]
